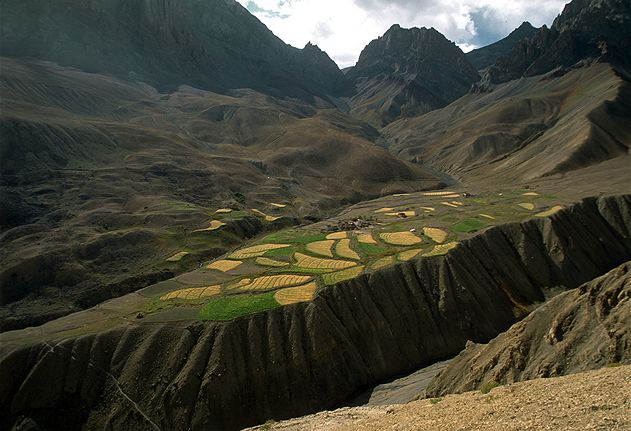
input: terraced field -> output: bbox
[147,188,564,322]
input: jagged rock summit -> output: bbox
[482,0,631,85]
[346,25,480,126]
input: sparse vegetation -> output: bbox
[480,380,501,394]
[430,397,444,404]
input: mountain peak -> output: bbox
[347,26,479,125]
[483,0,631,84]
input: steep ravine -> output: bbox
[1,195,630,430]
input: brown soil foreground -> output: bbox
[250,365,631,431]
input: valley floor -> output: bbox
[250,365,631,431]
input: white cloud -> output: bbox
[236,0,568,68]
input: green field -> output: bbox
[199,292,281,321]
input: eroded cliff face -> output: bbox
[1,195,630,430]
[426,260,631,397]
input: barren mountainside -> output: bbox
[0,0,347,96]
[346,25,480,126]
[0,0,630,429]
[426,260,631,397]
[482,0,631,85]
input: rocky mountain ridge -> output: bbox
[0,0,347,97]
[346,25,480,125]
[481,0,631,86]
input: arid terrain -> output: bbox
[0,0,630,430]
[248,365,631,431]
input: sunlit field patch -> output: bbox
[199,292,280,321]
[420,206,435,212]
[375,207,395,213]
[195,220,226,232]
[255,257,289,267]
[441,202,459,208]
[357,233,377,244]
[294,252,357,269]
[269,203,287,208]
[206,260,242,272]
[422,191,457,196]
[536,205,564,217]
[322,266,365,285]
[379,231,422,245]
[251,209,280,222]
[229,243,290,259]
[305,240,335,257]
[274,281,318,305]
[215,208,233,214]
[518,203,535,210]
[423,227,448,243]
[479,213,495,220]
[397,248,423,261]
[423,242,459,257]
[371,255,395,270]
[386,210,416,217]
[161,285,221,301]
[453,218,485,233]
[166,251,189,262]
[450,201,464,206]
[236,275,312,292]
[326,231,348,240]
[335,239,361,260]
[522,192,539,196]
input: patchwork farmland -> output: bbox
[148,188,564,322]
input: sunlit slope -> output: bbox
[385,64,630,182]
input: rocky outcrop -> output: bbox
[1,195,630,430]
[426,259,631,397]
[466,22,538,71]
[0,0,347,97]
[481,0,631,85]
[347,25,479,126]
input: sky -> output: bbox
[235,0,569,68]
